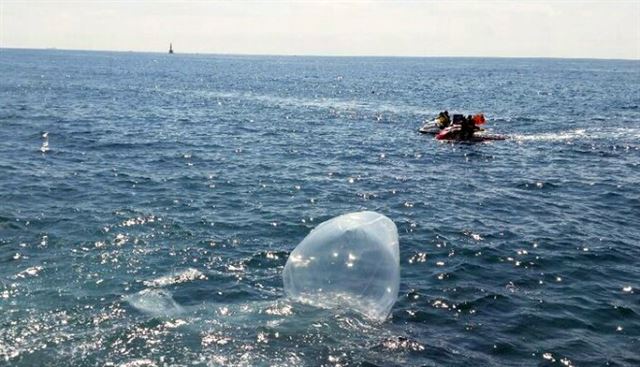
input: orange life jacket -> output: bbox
[473,114,486,125]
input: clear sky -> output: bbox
[1,0,639,59]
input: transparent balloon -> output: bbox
[283,211,400,321]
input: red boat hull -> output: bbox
[435,126,506,142]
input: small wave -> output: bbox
[374,336,426,352]
[516,181,559,190]
[13,266,43,279]
[125,288,183,316]
[245,250,289,268]
[143,268,207,287]
[120,215,159,228]
[119,359,157,367]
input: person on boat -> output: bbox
[443,111,450,125]
[460,115,477,140]
[435,111,450,128]
[472,113,485,125]
[451,114,465,125]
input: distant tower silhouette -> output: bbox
[169,43,174,54]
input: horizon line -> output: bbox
[1,46,639,62]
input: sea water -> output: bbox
[0,49,639,366]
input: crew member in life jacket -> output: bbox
[460,115,478,140]
[435,110,451,128]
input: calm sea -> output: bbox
[1,49,639,366]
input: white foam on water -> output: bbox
[13,266,43,279]
[118,359,157,367]
[513,127,640,142]
[143,268,207,287]
[125,289,183,316]
[40,131,50,153]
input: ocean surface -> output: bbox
[1,49,639,366]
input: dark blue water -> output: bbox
[1,49,639,366]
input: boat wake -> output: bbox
[512,127,640,143]
[182,89,439,117]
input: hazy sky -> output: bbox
[1,0,639,59]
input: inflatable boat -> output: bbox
[435,125,506,142]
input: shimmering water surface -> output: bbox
[1,49,639,366]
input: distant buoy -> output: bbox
[169,43,174,54]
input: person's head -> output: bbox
[444,110,449,115]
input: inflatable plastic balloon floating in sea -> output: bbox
[283,211,400,321]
